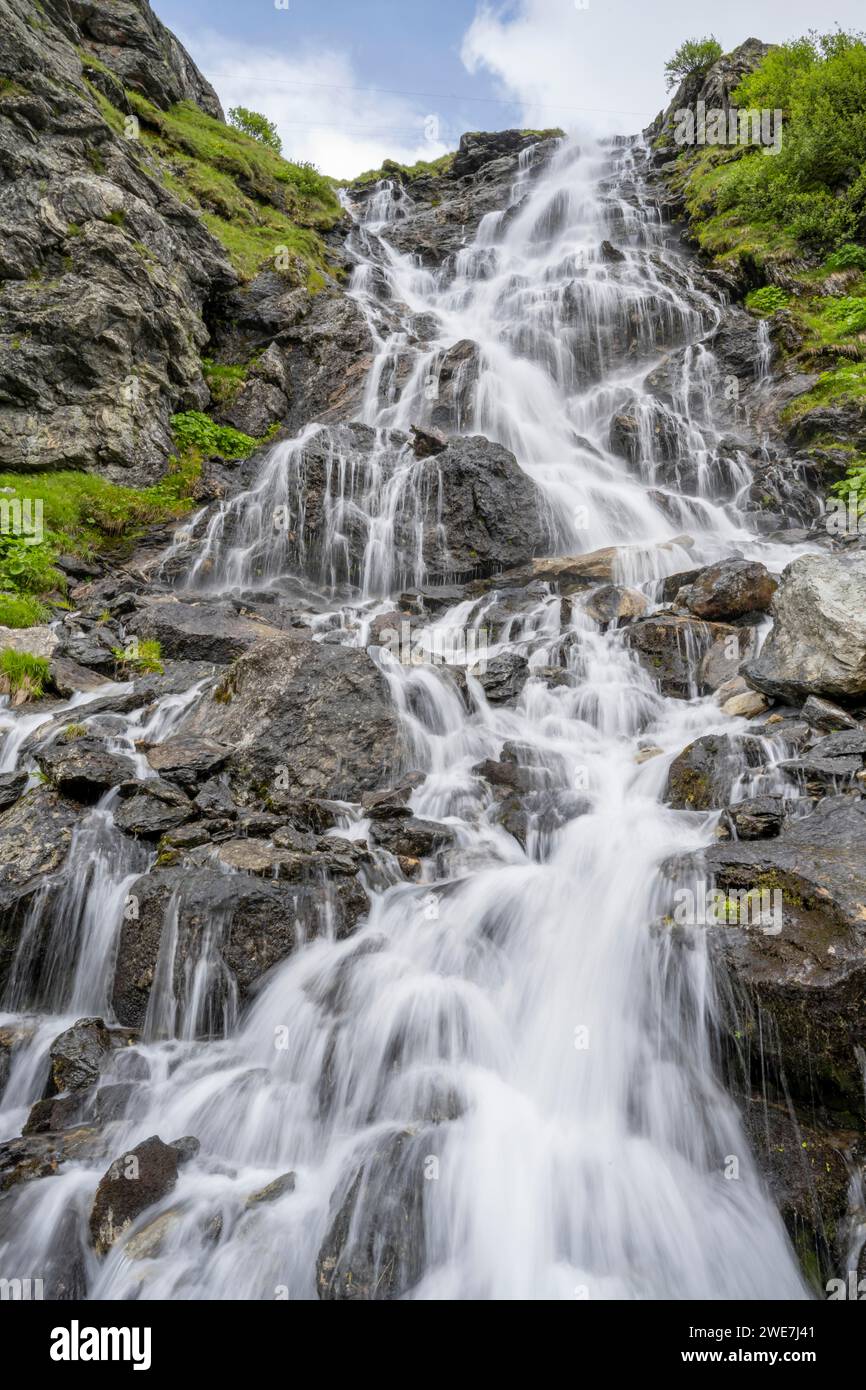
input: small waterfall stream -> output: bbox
[0,134,814,1299]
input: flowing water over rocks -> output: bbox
[2,130,861,1300]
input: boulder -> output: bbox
[46,1017,111,1096]
[316,1129,431,1300]
[626,614,740,699]
[89,1135,181,1256]
[181,633,402,803]
[0,771,27,812]
[36,738,136,802]
[113,778,194,838]
[665,733,764,811]
[584,584,648,626]
[677,559,777,620]
[125,601,281,663]
[745,554,866,702]
[801,696,860,733]
[0,788,80,991]
[724,796,786,840]
[144,735,229,787]
[700,797,866,1120]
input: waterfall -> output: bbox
[0,133,811,1300]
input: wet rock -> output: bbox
[0,788,80,991]
[473,650,529,703]
[677,559,776,620]
[182,633,402,804]
[410,424,448,457]
[700,626,755,693]
[94,1082,137,1125]
[584,584,648,626]
[245,1172,296,1208]
[123,1210,180,1262]
[23,1095,86,1135]
[743,1097,855,1289]
[56,627,117,674]
[193,777,239,820]
[49,657,109,697]
[701,797,866,1119]
[721,690,770,719]
[724,797,786,840]
[145,734,229,787]
[809,731,866,760]
[666,733,763,811]
[626,614,739,699]
[0,1020,35,1091]
[428,339,481,431]
[126,601,281,663]
[46,1017,111,1096]
[801,696,860,733]
[600,239,626,262]
[316,1129,431,1300]
[36,738,136,802]
[114,778,193,838]
[0,1127,106,1192]
[112,864,366,1028]
[370,818,456,863]
[0,771,27,812]
[89,1135,180,1256]
[746,554,866,703]
[361,775,424,820]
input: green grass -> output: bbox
[0,650,51,700]
[780,362,866,422]
[0,593,49,629]
[351,153,456,187]
[123,92,342,288]
[112,638,164,675]
[202,358,250,408]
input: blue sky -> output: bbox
[155,0,866,178]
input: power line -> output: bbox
[207,71,654,120]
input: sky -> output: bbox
[155,0,866,178]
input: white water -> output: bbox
[0,134,813,1299]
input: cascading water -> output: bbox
[0,133,815,1299]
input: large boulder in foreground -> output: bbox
[182,633,402,803]
[745,554,866,703]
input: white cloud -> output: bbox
[177,30,450,179]
[461,0,866,139]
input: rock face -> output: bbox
[126,601,282,662]
[698,797,866,1121]
[0,0,237,481]
[113,861,367,1028]
[182,633,403,803]
[0,788,81,991]
[745,554,866,703]
[46,1017,111,1096]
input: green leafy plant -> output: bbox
[824,243,866,273]
[746,286,791,316]
[664,36,723,90]
[228,106,282,153]
[170,411,258,462]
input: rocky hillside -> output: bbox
[644,35,866,510]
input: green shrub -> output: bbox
[228,106,281,153]
[0,593,49,628]
[746,286,791,316]
[0,649,50,699]
[664,36,723,91]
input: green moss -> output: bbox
[745,286,790,316]
[0,650,50,700]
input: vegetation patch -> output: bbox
[0,650,51,702]
[112,638,164,676]
[124,92,342,288]
[0,593,49,629]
